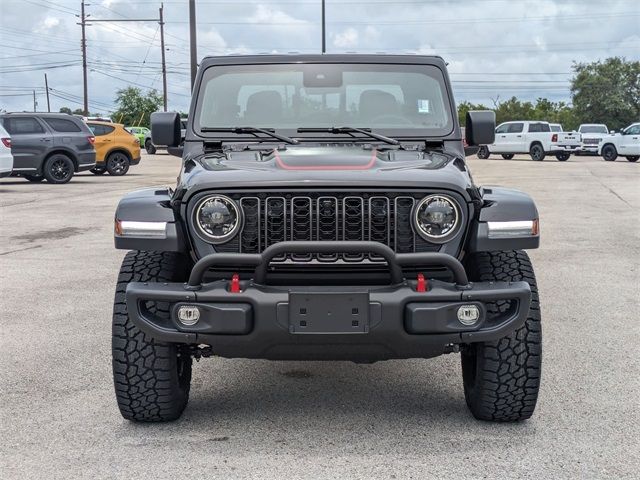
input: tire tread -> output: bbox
[462,250,541,422]
[112,251,192,422]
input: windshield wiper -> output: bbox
[201,127,299,145]
[297,127,400,146]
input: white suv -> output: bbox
[477,120,563,161]
[0,124,13,178]
[598,123,640,162]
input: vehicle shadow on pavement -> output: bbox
[141,358,533,439]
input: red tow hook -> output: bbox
[229,273,241,293]
[416,273,427,292]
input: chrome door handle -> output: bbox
[39,138,51,142]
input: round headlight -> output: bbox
[193,195,241,243]
[413,194,460,242]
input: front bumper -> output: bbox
[126,241,532,361]
[580,144,600,153]
[555,144,581,153]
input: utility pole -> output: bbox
[321,0,326,54]
[79,1,89,116]
[159,3,167,111]
[89,12,166,110]
[33,90,37,112]
[189,0,197,88]
[44,74,51,112]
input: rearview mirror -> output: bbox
[151,111,181,147]
[465,111,496,146]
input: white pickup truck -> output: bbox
[476,120,574,161]
[549,124,581,161]
[598,122,640,162]
[577,124,609,154]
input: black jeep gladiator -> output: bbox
[112,55,541,423]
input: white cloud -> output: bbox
[333,28,359,48]
[0,0,638,113]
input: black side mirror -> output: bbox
[466,110,496,146]
[151,111,181,147]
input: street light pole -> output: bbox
[189,0,198,88]
[321,0,326,54]
[80,0,88,115]
[159,3,167,111]
[44,74,51,112]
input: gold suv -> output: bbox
[86,121,141,176]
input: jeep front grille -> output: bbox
[207,192,441,260]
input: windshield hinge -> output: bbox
[204,141,223,153]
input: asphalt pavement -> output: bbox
[1,152,638,479]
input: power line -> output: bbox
[166,10,639,25]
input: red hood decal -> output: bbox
[274,149,378,171]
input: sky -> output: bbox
[1,0,639,115]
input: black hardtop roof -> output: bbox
[200,53,447,68]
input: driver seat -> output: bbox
[244,90,283,124]
[358,90,400,120]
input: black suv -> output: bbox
[112,55,542,423]
[0,112,96,184]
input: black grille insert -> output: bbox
[210,192,443,259]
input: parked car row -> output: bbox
[476,120,639,162]
[0,113,142,184]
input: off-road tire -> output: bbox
[476,146,490,159]
[461,250,542,422]
[43,153,74,184]
[24,174,44,182]
[626,156,639,163]
[501,154,514,160]
[112,251,192,422]
[555,152,570,161]
[145,140,156,155]
[529,143,545,161]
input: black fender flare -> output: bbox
[468,187,540,252]
[114,188,187,252]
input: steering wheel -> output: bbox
[369,114,413,126]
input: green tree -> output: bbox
[112,87,163,127]
[457,101,489,126]
[571,57,640,130]
[59,106,72,114]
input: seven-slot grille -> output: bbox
[206,192,442,261]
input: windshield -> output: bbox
[194,63,453,137]
[580,125,608,134]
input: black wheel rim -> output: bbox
[604,148,615,160]
[109,154,128,174]
[533,146,542,160]
[50,158,71,180]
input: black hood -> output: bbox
[178,145,474,201]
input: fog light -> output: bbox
[177,305,201,326]
[457,305,480,326]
